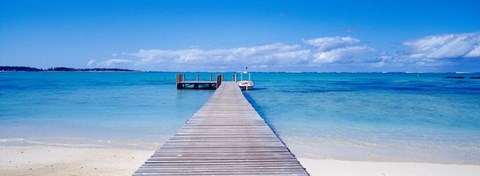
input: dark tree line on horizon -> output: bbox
[0,66,136,72]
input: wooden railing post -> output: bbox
[216,74,222,89]
[210,74,213,81]
[196,73,200,81]
[176,74,183,89]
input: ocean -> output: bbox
[1,72,479,164]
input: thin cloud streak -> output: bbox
[303,37,360,51]
[403,31,480,59]
[88,59,134,67]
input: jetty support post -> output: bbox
[196,73,200,81]
[216,74,222,89]
[210,74,213,81]
[176,74,183,89]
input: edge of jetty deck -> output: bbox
[176,73,222,89]
[133,82,309,175]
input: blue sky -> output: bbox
[1,0,479,72]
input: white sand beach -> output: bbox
[1,146,480,176]
[298,157,480,176]
[0,146,151,176]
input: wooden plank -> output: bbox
[134,82,309,175]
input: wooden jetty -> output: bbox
[133,82,309,175]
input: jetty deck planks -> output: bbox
[133,82,309,176]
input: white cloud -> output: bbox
[465,45,480,57]
[126,43,309,67]
[83,32,480,71]
[97,59,133,66]
[87,58,134,67]
[312,46,374,64]
[303,37,360,51]
[87,59,96,66]
[403,32,480,59]
[90,36,378,70]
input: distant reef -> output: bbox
[0,66,137,72]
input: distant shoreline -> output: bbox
[0,66,137,72]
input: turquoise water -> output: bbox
[0,72,214,149]
[1,72,479,164]
[246,73,480,164]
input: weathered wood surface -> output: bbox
[133,82,309,176]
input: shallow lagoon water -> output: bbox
[1,72,479,164]
[0,72,214,149]
[246,73,480,164]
